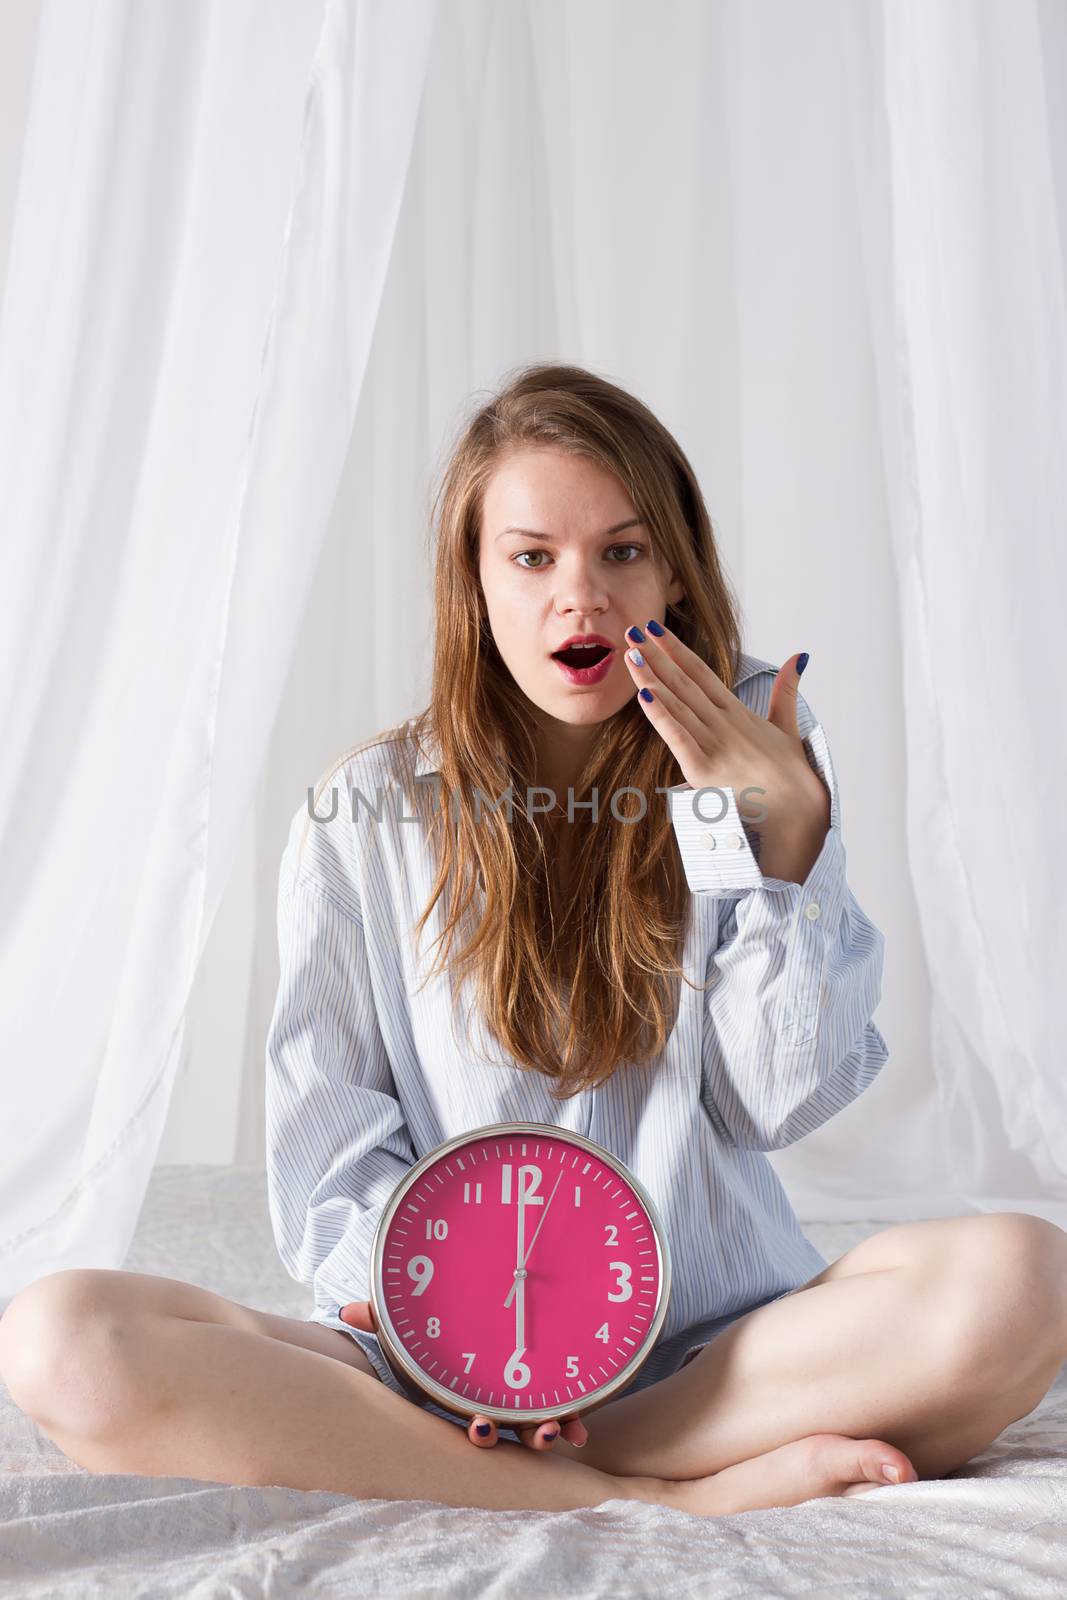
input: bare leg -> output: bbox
[0,1270,660,1512]
[0,1269,913,1517]
[552,1213,1067,1482]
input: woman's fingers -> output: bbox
[466,1417,556,1449]
[634,618,738,711]
[521,1422,563,1449]
[338,1300,377,1333]
[467,1415,584,1449]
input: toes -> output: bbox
[468,1416,497,1447]
[799,1432,918,1495]
[856,1439,918,1487]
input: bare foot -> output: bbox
[642,1432,918,1518]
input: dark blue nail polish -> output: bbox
[627,625,645,643]
[639,687,655,702]
[544,1428,559,1441]
[476,1423,491,1436]
[797,652,809,676]
[646,619,665,635]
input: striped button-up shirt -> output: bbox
[265,652,888,1417]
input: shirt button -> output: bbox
[805,902,821,921]
[721,832,743,850]
[700,830,717,851]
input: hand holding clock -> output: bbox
[338,1127,668,1448]
[339,1298,590,1452]
[341,1165,590,1451]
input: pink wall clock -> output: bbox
[368,1120,673,1429]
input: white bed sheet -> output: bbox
[2,1166,1065,1598]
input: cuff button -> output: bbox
[700,831,717,850]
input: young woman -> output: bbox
[3,365,1065,1520]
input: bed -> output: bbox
[2,1165,1065,1598]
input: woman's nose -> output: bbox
[552,566,611,607]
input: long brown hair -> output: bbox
[406,362,743,1099]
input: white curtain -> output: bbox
[2,0,1064,1306]
[0,0,439,1302]
[838,0,1067,1216]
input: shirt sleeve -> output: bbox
[264,832,416,1323]
[669,697,889,1151]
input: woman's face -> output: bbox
[478,446,685,740]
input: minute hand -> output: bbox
[515,1187,525,1351]
[521,1171,562,1267]
[503,1169,563,1311]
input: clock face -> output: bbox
[370,1121,671,1426]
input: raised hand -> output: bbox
[623,619,830,882]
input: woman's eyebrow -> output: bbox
[494,517,644,543]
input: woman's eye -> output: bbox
[512,544,644,571]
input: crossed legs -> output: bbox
[1,1212,1063,1508]
[0,1269,653,1513]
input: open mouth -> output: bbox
[551,644,612,668]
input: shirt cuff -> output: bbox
[668,724,840,898]
[667,782,765,895]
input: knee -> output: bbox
[0,1269,135,1435]
[937,1214,1067,1382]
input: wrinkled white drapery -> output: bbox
[0,0,439,1301]
[839,0,1067,1217]
[2,0,1065,1306]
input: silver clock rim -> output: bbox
[367,1120,673,1426]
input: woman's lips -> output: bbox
[552,648,616,685]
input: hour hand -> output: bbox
[503,1266,526,1310]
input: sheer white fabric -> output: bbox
[0,0,439,1300]
[2,0,1064,1306]
[838,0,1067,1215]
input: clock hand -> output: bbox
[510,1170,562,1354]
[514,1181,526,1350]
[504,1172,529,1311]
[504,1169,563,1309]
[521,1171,562,1268]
